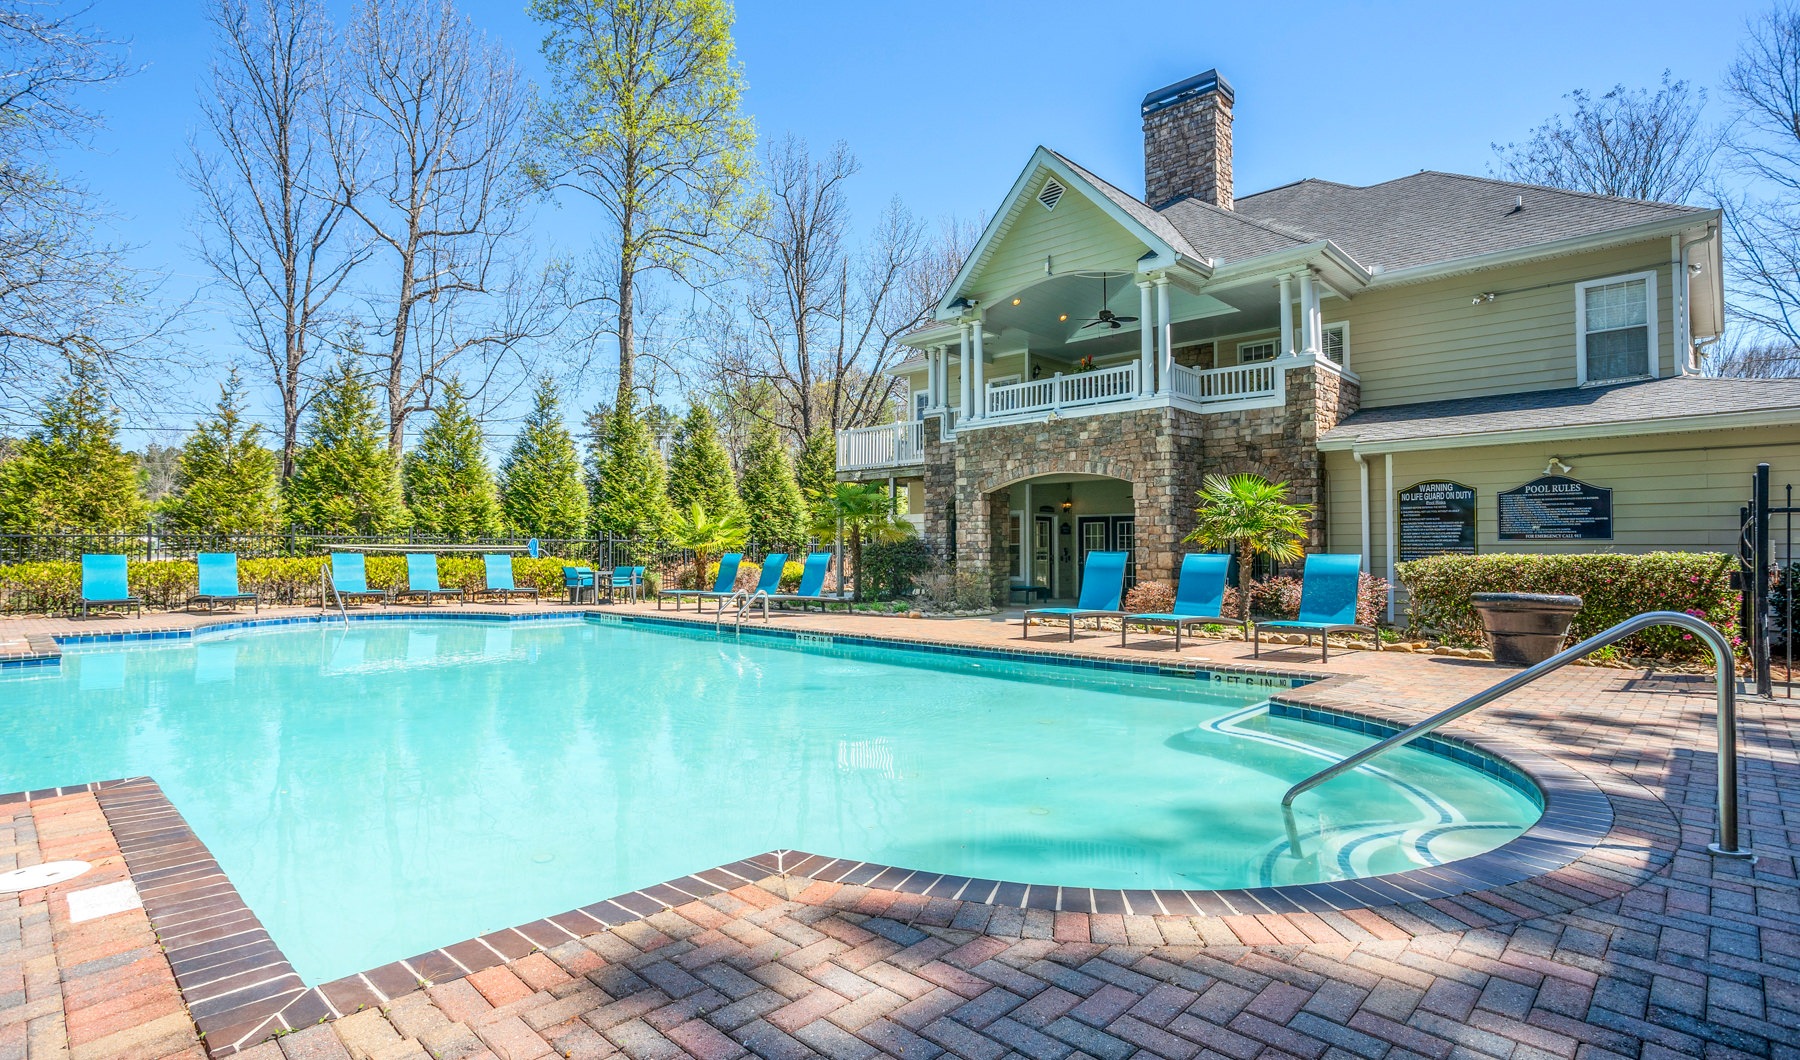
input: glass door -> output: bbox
[1032,515,1054,597]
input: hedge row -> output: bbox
[0,556,585,614]
[1396,551,1739,661]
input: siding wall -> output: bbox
[970,184,1152,306]
[1322,426,1800,603]
[1325,240,1678,409]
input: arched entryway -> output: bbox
[980,472,1135,604]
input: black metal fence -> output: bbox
[1740,462,1796,698]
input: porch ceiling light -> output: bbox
[1012,298,1021,306]
[1058,313,1068,322]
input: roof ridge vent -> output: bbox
[1038,177,1065,211]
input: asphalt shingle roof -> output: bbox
[1225,172,1707,272]
[1320,376,1800,447]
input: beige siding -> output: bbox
[1322,425,1800,607]
[1329,241,1678,408]
[970,186,1151,306]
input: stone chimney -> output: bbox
[1141,69,1234,211]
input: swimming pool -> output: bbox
[1,616,1540,983]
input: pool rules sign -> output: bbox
[1497,475,1613,540]
[1396,480,1477,561]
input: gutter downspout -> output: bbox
[1353,449,1371,574]
[1384,452,1396,626]
[1677,224,1718,375]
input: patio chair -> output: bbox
[79,554,142,619]
[1253,553,1377,662]
[187,552,259,613]
[1023,550,1129,642]
[768,552,850,612]
[561,565,596,604]
[326,553,390,609]
[476,554,538,604]
[728,552,788,621]
[610,565,647,604]
[1119,553,1233,649]
[658,552,742,611]
[392,553,464,606]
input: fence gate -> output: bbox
[1741,462,1797,698]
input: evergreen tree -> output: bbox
[498,378,588,537]
[665,403,739,516]
[588,398,672,539]
[164,369,281,534]
[282,358,410,533]
[402,380,500,540]
[738,421,806,547]
[0,360,146,532]
[795,428,836,519]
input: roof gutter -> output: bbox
[1319,404,1799,454]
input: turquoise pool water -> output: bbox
[0,617,1540,983]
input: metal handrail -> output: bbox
[1279,611,1754,860]
[321,562,348,625]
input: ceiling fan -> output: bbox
[1079,274,1138,330]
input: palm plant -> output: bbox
[1182,473,1314,619]
[816,482,908,601]
[666,501,749,590]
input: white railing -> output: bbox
[836,420,926,472]
[983,362,1140,419]
[1168,360,1280,405]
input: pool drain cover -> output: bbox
[0,860,92,893]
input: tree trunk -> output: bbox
[616,241,635,410]
[1238,543,1254,620]
[386,261,417,455]
[851,529,863,602]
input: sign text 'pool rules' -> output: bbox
[1396,480,1478,561]
[1497,475,1613,540]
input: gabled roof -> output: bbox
[1232,172,1709,273]
[1319,376,1800,451]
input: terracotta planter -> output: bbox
[1470,592,1583,666]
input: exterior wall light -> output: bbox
[1544,457,1573,475]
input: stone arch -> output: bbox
[976,458,1138,498]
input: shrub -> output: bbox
[861,537,934,600]
[1220,572,1386,627]
[1123,580,1174,615]
[1396,551,1738,661]
[917,565,992,611]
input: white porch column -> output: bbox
[1279,275,1295,357]
[924,346,939,411]
[958,325,972,420]
[970,319,987,419]
[1137,280,1155,396]
[1155,277,1173,394]
[1308,276,1324,356]
[1298,271,1318,356]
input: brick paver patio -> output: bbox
[2,601,1796,1060]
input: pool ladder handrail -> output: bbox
[1279,611,1755,861]
[320,562,348,625]
[715,589,770,633]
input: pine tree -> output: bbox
[665,403,739,516]
[588,398,672,539]
[0,360,146,532]
[282,358,410,533]
[402,380,500,540]
[738,421,806,547]
[795,428,836,519]
[498,378,588,537]
[164,369,281,534]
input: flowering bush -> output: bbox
[1397,551,1739,661]
[1125,572,1386,627]
[1122,580,1174,614]
[0,555,581,613]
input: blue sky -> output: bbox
[75,0,1771,447]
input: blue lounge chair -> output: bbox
[1253,553,1376,662]
[562,565,596,604]
[477,554,538,604]
[659,552,742,611]
[769,552,848,612]
[393,553,463,606]
[79,554,141,619]
[730,552,788,621]
[188,552,259,613]
[1023,550,1129,641]
[327,553,389,608]
[1119,554,1233,649]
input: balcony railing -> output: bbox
[837,420,925,472]
[1168,360,1281,405]
[984,362,1140,419]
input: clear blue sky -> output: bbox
[75,0,1771,447]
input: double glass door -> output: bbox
[1075,515,1136,590]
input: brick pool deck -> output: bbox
[1,601,1796,1060]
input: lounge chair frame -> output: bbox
[392,554,464,606]
[767,552,850,612]
[473,555,539,604]
[187,553,259,613]
[1251,554,1377,662]
[659,553,744,611]
[1119,554,1237,649]
[1022,551,1130,642]
[79,555,142,619]
[326,554,389,609]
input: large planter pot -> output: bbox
[1470,592,1583,666]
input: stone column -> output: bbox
[920,416,954,557]
[953,479,1008,607]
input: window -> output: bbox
[1322,322,1348,367]
[1576,272,1657,385]
[913,390,929,420]
[1238,339,1278,364]
[988,374,1022,389]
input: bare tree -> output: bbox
[1707,335,1800,379]
[710,136,971,446]
[0,1,170,413]
[1493,71,1719,204]
[1723,6,1800,353]
[333,0,545,454]
[188,0,367,479]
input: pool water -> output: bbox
[0,617,1540,983]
